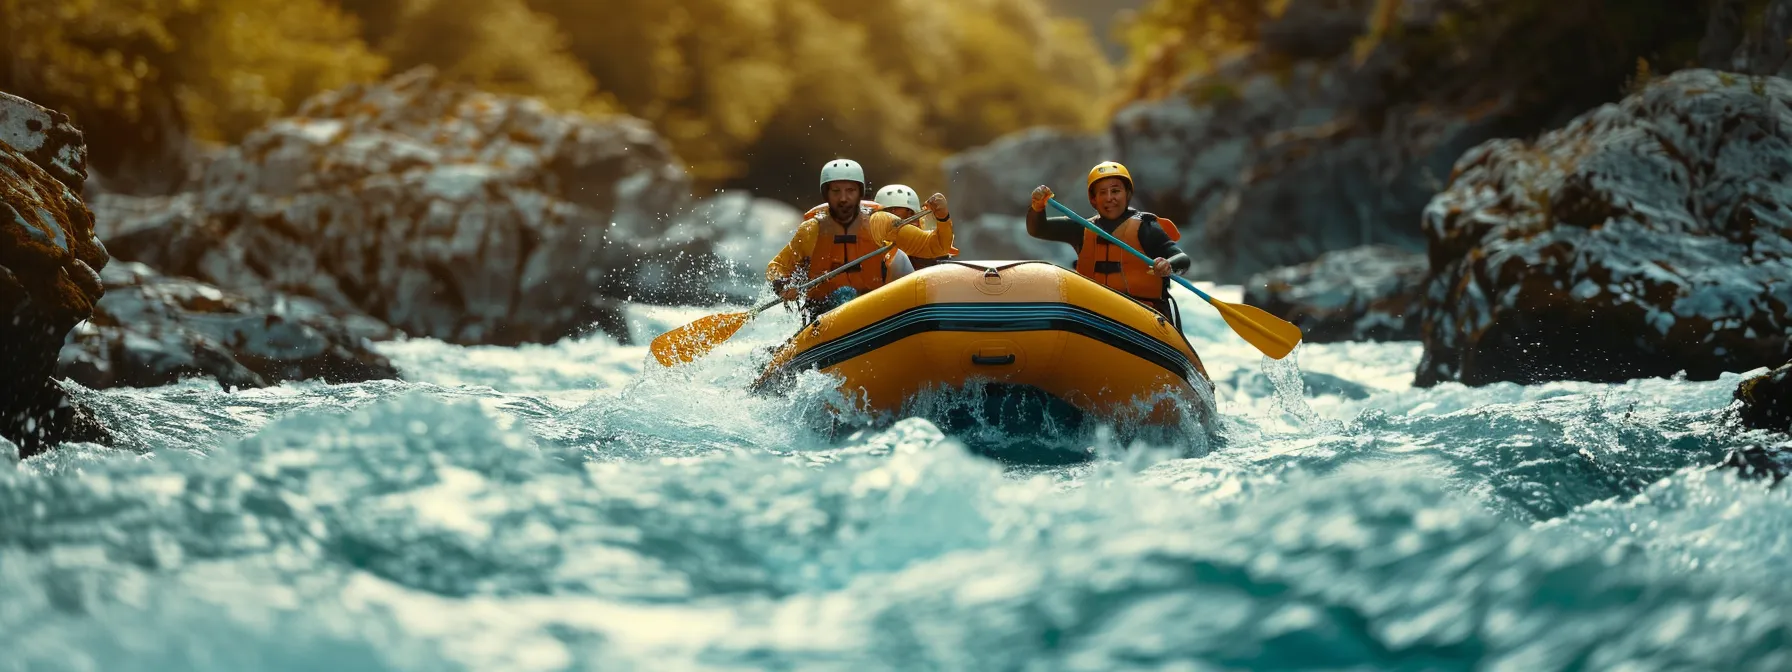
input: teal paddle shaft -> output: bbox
[1046,197,1212,303]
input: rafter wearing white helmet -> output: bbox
[766,158,958,322]
[873,184,922,217]
[819,159,866,193]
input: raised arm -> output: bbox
[1025,185,1086,249]
[884,211,956,260]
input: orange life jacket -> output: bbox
[800,211,901,301]
[803,201,955,267]
[1073,212,1181,302]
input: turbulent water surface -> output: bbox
[4,283,1791,671]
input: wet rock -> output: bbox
[1244,245,1426,343]
[92,66,728,346]
[57,262,400,390]
[89,192,220,288]
[1736,361,1792,434]
[0,92,113,456]
[1104,0,1525,283]
[952,0,1709,283]
[0,92,89,193]
[1717,445,1789,484]
[1415,68,1792,387]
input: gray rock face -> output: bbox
[943,128,1114,219]
[57,262,399,390]
[0,92,89,194]
[936,12,1503,281]
[0,91,112,456]
[939,128,1114,264]
[92,67,734,346]
[1110,51,1505,284]
[1415,68,1792,387]
[953,0,1714,284]
[1245,245,1427,343]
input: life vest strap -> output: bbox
[1093,261,1123,274]
[834,234,858,244]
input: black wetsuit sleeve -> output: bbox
[1138,221,1192,273]
[1025,209,1087,251]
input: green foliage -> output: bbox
[1,0,1112,201]
[1111,0,1284,103]
[374,0,609,115]
[521,0,1114,198]
[0,0,385,182]
[168,0,389,141]
[1113,0,1714,116]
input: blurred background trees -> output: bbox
[0,0,1739,203]
[1,0,385,192]
[1,0,1119,203]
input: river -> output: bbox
[3,283,1788,671]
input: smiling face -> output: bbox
[826,181,863,221]
[1089,176,1130,220]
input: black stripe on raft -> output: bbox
[760,302,1199,389]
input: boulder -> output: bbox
[1736,361,1792,434]
[1244,245,1427,343]
[956,0,1709,284]
[939,128,1113,264]
[0,92,89,194]
[1414,68,1792,387]
[1101,0,1535,284]
[0,91,112,456]
[93,66,729,346]
[942,128,1114,225]
[57,262,401,390]
[1718,445,1789,484]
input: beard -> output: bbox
[829,203,859,223]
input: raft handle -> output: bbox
[971,353,1017,366]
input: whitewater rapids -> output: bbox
[3,283,1790,671]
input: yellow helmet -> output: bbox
[1086,161,1133,195]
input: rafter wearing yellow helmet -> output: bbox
[1024,160,1192,325]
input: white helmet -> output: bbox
[874,184,921,212]
[819,158,866,193]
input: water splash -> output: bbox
[1258,345,1348,435]
[2,283,1787,670]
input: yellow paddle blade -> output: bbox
[1210,297,1304,360]
[649,311,753,367]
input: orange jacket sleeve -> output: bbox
[766,218,820,284]
[876,211,956,259]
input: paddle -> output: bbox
[649,207,934,367]
[1046,197,1303,360]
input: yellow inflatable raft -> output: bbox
[750,260,1217,450]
